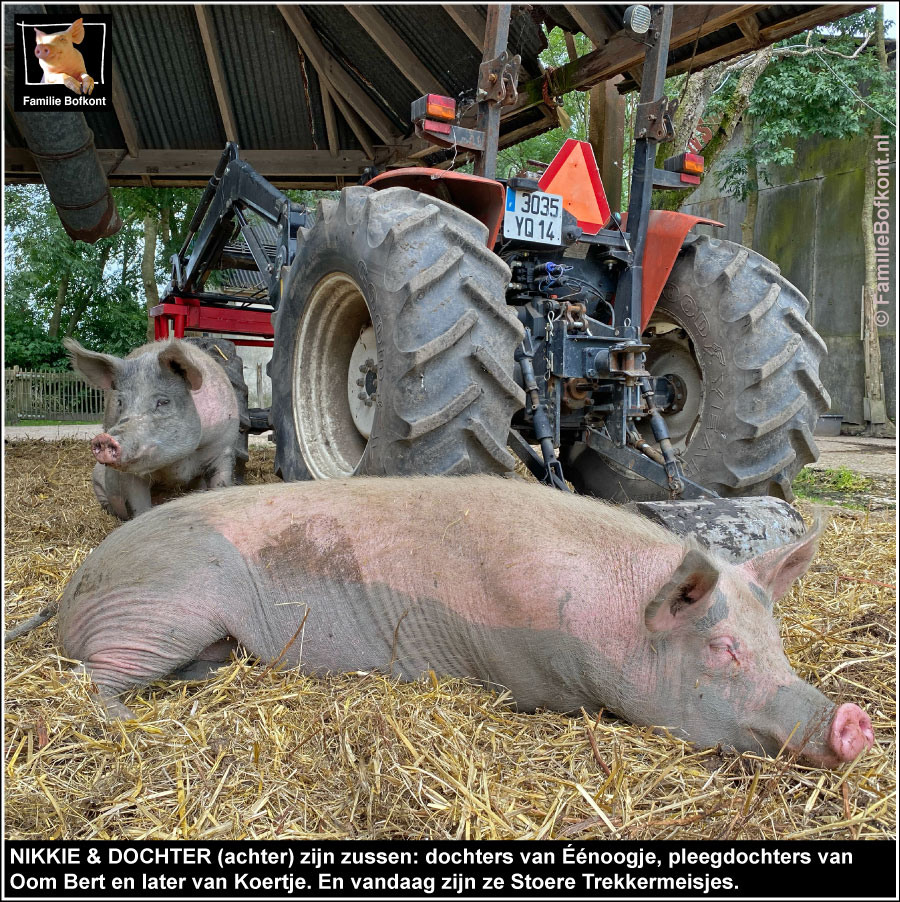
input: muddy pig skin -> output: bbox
[64,338,239,520]
[58,477,874,767]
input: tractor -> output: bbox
[153,4,829,550]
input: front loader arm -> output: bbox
[169,143,309,307]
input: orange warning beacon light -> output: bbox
[538,139,611,235]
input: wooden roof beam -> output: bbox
[324,83,375,160]
[194,5,238,143]
[319,82,340,158]
[5,147,371,179]
[278,4,398,144]
[758,4,867,42]
[80,4,144,180]
[443,5,485,50]
[346,6,449,96]
[736,14,763,49]
[564,5,645,87]
[563,4,614,46]
[665,3,868,77]
[509,4,864,114]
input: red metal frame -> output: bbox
[150,296,274,346]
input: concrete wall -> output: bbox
[681,123,896,425]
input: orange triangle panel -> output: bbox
[538,139,611,235]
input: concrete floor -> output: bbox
[809,435,897,478]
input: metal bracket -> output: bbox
[634,96,678,142]
[413,120,486,152]
[583,427,717,499]
[477,50,521,105]
[608,344,652,379]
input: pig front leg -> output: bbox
[92,464,152,520]
[61,73,83,95]
[204,449,235,490]
[80,74,94,95]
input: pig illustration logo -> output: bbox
[33,18,94,95]
[14,13,110,111]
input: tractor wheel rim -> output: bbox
[292,272,372,478]
[347,325,377,439]
[643,315,704,451]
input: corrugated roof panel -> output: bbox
[375,5,482,99]
[302,5,417,131]
[12,3,853,192]
[111,5,225,149]
[80,108,127,150]
[208,4,316,150]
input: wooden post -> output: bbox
[588,73,625,213]
[17,369,26,422]
[11,367,21,424]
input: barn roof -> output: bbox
[5,3,869,190]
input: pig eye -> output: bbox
[156,398,170,409]
[709,636,739,662]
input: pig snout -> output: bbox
[91,433,121,465]
[34,45,52,59]
[828,703,874,763]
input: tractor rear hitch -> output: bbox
[640,376,684,495]
[514,331,570,492]
[583,427,717,500]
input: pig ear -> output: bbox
[158,344,203,391]
[34,28,46,40]
[67,18,85,43]
[645,546,722,633]
[63,337,119,390]
[740,517,824,605]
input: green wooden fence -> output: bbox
[5,368,105,424]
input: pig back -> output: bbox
[198,477,680,712]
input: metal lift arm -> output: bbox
[169,142,309,307]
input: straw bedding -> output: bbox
[4,439,895,840]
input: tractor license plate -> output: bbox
[503,188,563,245]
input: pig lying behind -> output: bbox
[58,477,874,768]
[65,338,240,520]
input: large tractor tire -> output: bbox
[268,186,525,481]
[564,235,830,502]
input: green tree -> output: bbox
[4,185,149,369]
[496,28,592,177]
[109,187,202,339]
[3,180,335,369]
